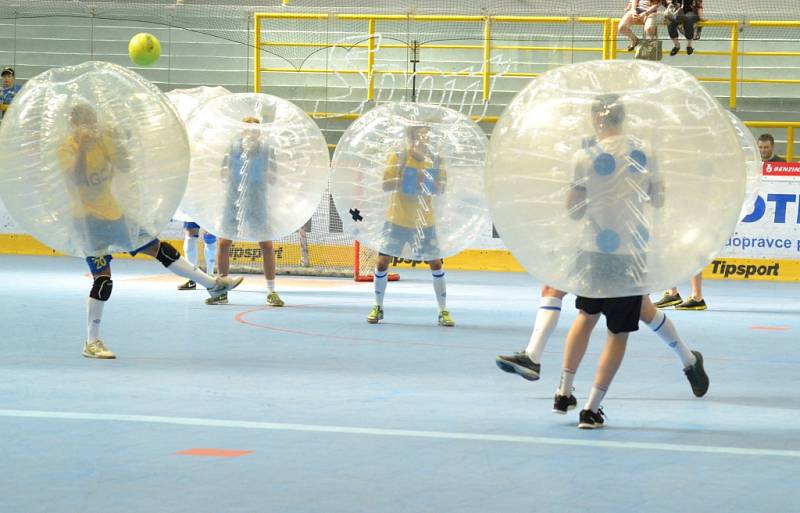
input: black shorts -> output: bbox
[575,295,643,334]
[575,251,647,293]
[378,221,441,260]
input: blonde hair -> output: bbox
[241,116,260,124]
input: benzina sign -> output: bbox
[762,161,800,180]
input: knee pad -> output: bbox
[90,275,113,301]
[203,232,217,245]
[156,241,181,267]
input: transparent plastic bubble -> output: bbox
[486,60,746,298]
[166,86,231,124]
[0,61,189,258]
[330,103,489,261]
[165,86,232,223]
[181,93,330,242]
[726,112,762,219]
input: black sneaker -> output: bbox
[669,46,680,56]
[684,350,710,397]
[675,297,707,310]
[552,393,578,414]
[495,352,541,381]
[655,291,682,308]
[686,46,694,55]
[177,280,196,291]
[578,408,605,429]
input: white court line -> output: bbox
[1,409,798,459]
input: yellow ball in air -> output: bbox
[128,33,161,66]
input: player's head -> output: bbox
[591,94,625,134]
[240,116,262,149]
[69,102,97,129]
[407,125,432,157]
[757,133,776,160]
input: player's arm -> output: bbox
[567,153,588,219]
[382,152,400,191]
[434,157,447,195]
[267,146,279,186]
[645,149,665,208]
[108,128,133,174]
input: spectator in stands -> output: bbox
[619,0,664,52]
[0,67,22,121]
[758,133,786,162]
[667,0,703,56]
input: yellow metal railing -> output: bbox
[745,121,800,161]
[255,13,800,110]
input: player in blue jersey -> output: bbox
[207,116,284,307]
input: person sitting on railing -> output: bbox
[758,133,786,162]
[619,0,664,52]
[666,0,703,56]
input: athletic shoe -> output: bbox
[266,291,285,307]
[675,297,707,311]
[177,280,196,291]
[655,291,682,308]
[670,46,680,56]
[205,292,228,305]
[686,46,694,55]
[438,310,455,327]
[495,352,541,381]
[578,408,606,429]
[367,305,384,324]
[82,340,116,359]
[207,275,243,301]
[552,393,578,414]
[684,350,710,397]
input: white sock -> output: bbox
[557,368,576,397]
[267,279,275,293]
[374,269,388,307]
[432,270,446,311]
[646,310,697,368]
[204,241,216,274]
[183,235,198,267]
[525,296,562,363]
[168,257,216,289]
[87,297,105,342]
[585,384,608,413]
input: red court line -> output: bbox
[750,326,791,331]
[176,448,254,458]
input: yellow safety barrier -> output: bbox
[255,12,800,151]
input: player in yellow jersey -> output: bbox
[60,103,242,359]
[367,125,454,327]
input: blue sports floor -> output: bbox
[1,254,798,513]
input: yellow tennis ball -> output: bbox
[128,33,161,66]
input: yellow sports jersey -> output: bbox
[382,150,447,228]
[58,131,126,220]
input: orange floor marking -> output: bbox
[176,448,254,458]
[750,326,791,331]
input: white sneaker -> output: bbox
[208,275,243,301]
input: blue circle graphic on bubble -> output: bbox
[596,229,621,253]
[628,149,647,173]
[593,152,616,176]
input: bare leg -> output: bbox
[690,273,703,300]
[258,241,276,280]
[216,238,233,276]
[593,332,629,389]
[562,311,600,374]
